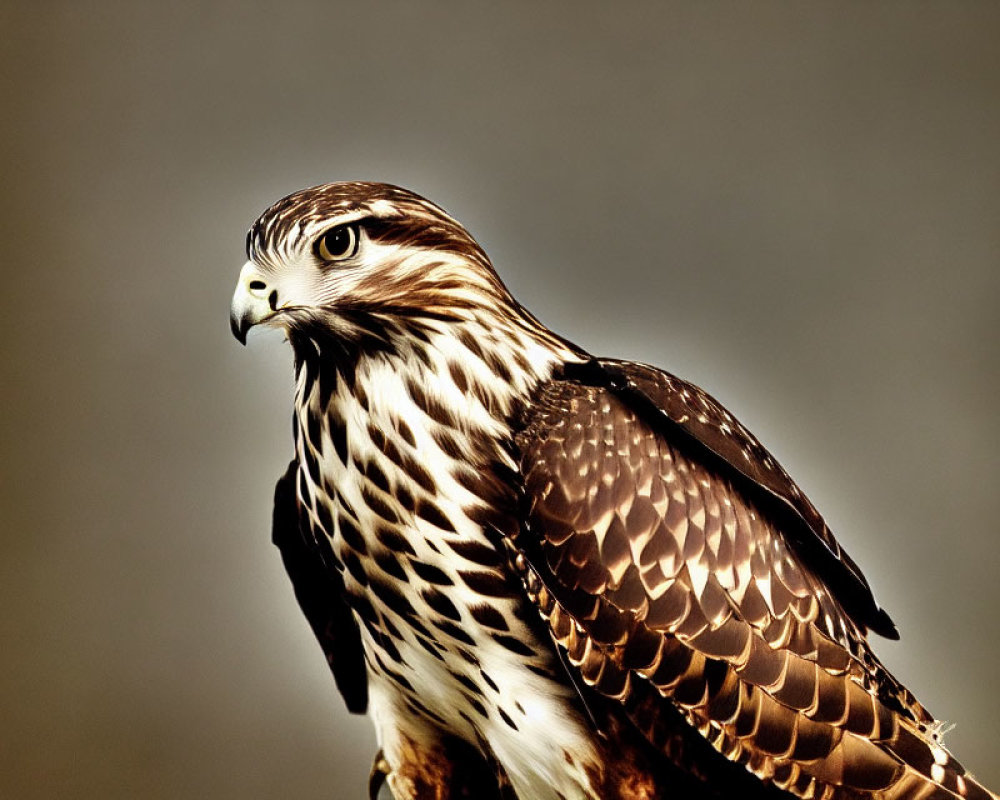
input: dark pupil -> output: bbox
[324,226,351,257]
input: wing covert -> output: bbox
[589,358,897,640]
[511,370,978,799]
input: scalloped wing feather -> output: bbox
[515,371,995,800]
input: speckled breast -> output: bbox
[290,351,580,747]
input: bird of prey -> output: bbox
[231,182,995,800]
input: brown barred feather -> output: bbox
[593,359,898,641]
[515,374,996,800]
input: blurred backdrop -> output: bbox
[2,2,998,797]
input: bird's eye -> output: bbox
[315,223,359,262]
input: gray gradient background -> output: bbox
[2,2,998,797]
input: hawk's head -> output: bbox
[230,182,510,346]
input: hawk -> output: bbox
[230,182,995,800]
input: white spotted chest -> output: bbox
[291,344,601,800]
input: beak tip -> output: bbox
[230,312,248,346]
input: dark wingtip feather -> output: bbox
[872,607,900,640]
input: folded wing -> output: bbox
[273,461,368,714]
[513,361,991,800]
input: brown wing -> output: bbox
[272,461,368,714]
[593,358,897,640]
[514,367,993,800]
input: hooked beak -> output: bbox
[230,261,276,345]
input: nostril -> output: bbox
[249,280,266,291]
[268,290,278,311]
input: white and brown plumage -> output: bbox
[230,182,995,800]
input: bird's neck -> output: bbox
[291,307,588,434]
[288,309,587,574]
